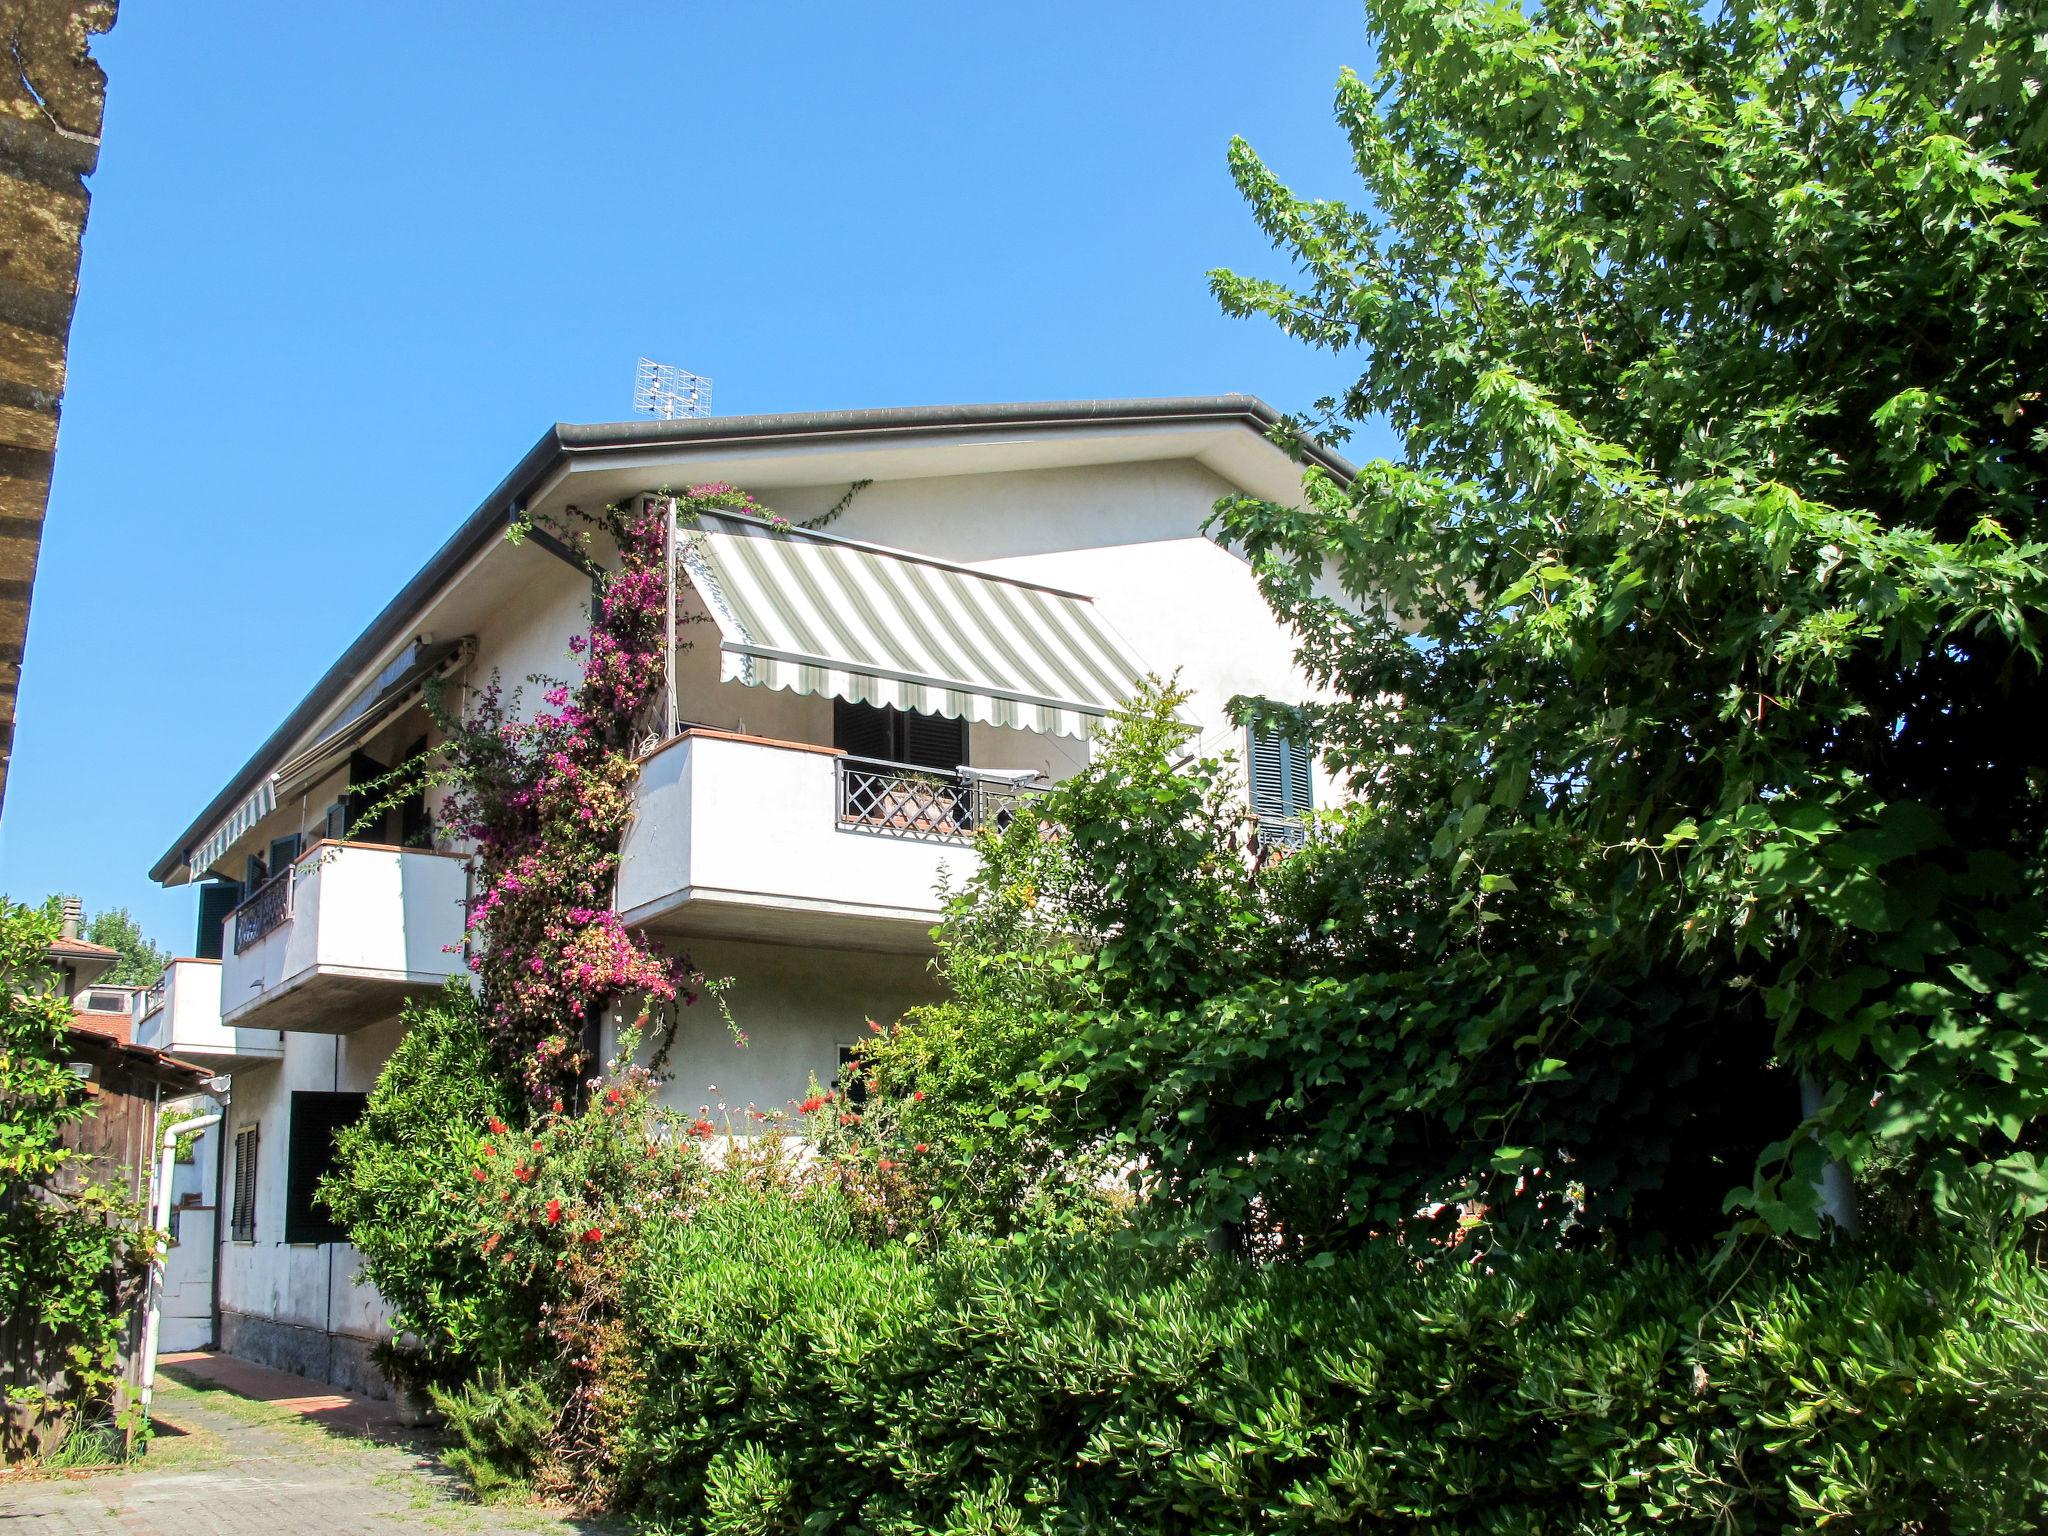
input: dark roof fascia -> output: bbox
[151,396,1348,882]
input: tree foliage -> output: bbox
[0,899,151,1453]
[1204,0,2048,1237]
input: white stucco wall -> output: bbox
[217,1013,407,1343]
[751,461,1337,804]
[615,934,941,1124]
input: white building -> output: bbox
[144,396,1345,1394]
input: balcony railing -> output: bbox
[140,974,167,1019]
[836,758,1043,844]
[231,866,293,954]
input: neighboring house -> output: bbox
[142,396,1344,1395]
[2,911,210,1451]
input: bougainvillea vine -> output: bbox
[427,485,785,1099]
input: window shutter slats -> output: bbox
[1248,727,1313,847]
[232,1126,259,1242]
[901,709,967,771]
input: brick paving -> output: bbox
[0,1356,613,1534]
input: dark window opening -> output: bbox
[396,734,432,848]
[231,1126,259,1243]
[836,1043,869,1108]
[283,1091,367,1245]
[344,750,390,843]
[833,699,967,770]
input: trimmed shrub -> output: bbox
[318,984,525,1386]
[599,1196,2048,1534]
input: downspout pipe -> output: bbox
[138,1106,222,1427]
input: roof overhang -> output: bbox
[151,396,1349,883]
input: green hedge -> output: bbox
[600,1198,2048,1534]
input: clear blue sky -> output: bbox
[0,2,1381,953]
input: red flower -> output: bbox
[472,1167,487,1182]
[605,1087,623,1105]
[488,1117,508,1135]
[798,1094,829,1115]
[583,1227,604,1244]
[912,1090,925,1102]
[515,1165,533,1183]
[690,1118,715,1139]
[551,1099,564,1114]
[915,1143,928,1154]
[532,1140,544,1153]
[481,1144,496,1157]
[546,1199,562,1225]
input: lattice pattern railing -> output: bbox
[837,758,1043,844]
[232,866,294,954]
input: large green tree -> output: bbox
[1195,0,2048,1238]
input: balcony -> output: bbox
[220,841,473,1033]
[618,729,1043,952]
[132,958,282,1066]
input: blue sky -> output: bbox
[1,2,1380,951]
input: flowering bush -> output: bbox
[424,484,784,1100]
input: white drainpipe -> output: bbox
[138,1104,221,1426]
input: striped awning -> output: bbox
[186,776,277,878]
[675,511,1148,739]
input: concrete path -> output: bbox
[0,1356,613,1534]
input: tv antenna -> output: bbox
[633,357,713,419]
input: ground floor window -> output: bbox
[282,1091,367,1244]
[230,1126,259,1243]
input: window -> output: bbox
[836,1044,868,1108]
[196,880,241,961]
[83,990,128,1014]
[231,1126,259,1243]
[283,1091,367,1244]
[833,699,967,770]
[1247,728,1314,847]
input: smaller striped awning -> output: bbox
[186,776,277,879]
[676,511,1148,739]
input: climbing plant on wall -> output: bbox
[426,485,787,1100]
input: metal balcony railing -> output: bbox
[836,758,1043,844]
[231,866,294,954]
[140,974,167,1019]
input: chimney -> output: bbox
[60,896,83,941]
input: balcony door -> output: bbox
[833,699,966,770]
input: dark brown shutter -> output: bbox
[231,1126,259,1242]
[900,709,967,771]
[283,1092,367,1244]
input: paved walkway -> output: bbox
[0,1355,612,1534]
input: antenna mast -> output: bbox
[633,357,713,419]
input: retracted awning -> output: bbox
[676,511,1148,739]
[185,776,277,881]
[273,637,470,797]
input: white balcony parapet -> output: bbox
[618,729,1032,952]
[132,957,281,1065]
[220,841,473,1033]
